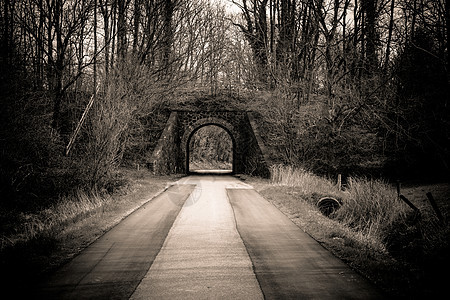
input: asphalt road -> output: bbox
[130,175,263,300]
[35,184,195,300]
[35,175,384,299]
[227,188,385,299]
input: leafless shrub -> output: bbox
[81,61,163,189]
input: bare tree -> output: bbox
[117,0,127,61]
[232,0,269,84]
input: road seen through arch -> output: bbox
[35,175,384,299]
[188,125,233,174]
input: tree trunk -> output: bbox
[277,0,289,66]
[1,0,11,65]
[384,0,395,70]
[52,0,65,129]
[445,0,450,88]
[364,0,378,73]
[133,0,141,55]
[94,0,98,91]
[269,0,274,54]
[117,0,127,61]
[99,0,110,76]
[111,0,117,68]
[163,0,174,73]
[37,0,44,88]
[254,0,269,84]
[411,0,417,38]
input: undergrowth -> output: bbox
[267,164,450,298]
[0,188,114,253]
[0,169,171,294]
[270,165,412,250]
[334,177,409,245]
[270,164,343,198]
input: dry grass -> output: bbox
[252,165,450,298]
[334,177,409,244]
[270,164,341,196]
[270,165,410,248]
[0,169,174,278]
[1,190,108,251]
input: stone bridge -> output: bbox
[149,110,271,177]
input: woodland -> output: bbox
[0,0,449,207]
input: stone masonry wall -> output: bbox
[149,111,179,175]
[150,110,271,177]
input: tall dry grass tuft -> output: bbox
[1,190,109,252]
[269,165,410,250]
[270,164,341,196]
[334,177,408,243]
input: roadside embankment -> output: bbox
[246,165,450,299]
[0,169,178,290]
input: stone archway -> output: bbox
[185,121,236,174]
[150,110,271,177]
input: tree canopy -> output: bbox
[0,0,449,203]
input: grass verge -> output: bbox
[248,165,450,299]
[0,168,178,288]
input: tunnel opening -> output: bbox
[187,124,234,174]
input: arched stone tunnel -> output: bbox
[185,122,236,173]
[149,110,270,177]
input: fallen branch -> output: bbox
[65,88,97,156]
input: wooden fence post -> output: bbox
[426,192,444,223]
[337,174,342,190]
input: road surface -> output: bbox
[35,175,384,299]
[228,188,383,299]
